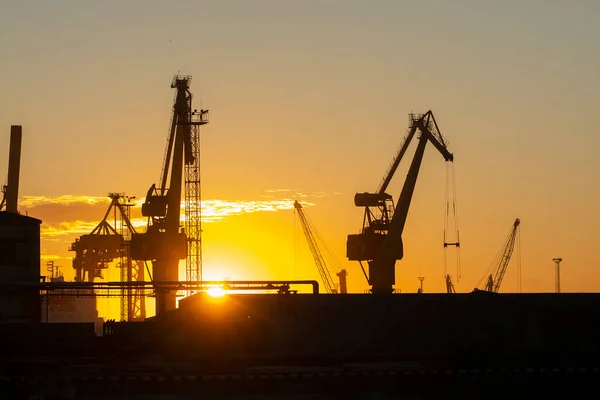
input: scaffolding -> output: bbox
[117,195,145,321]
[184,109,209,287]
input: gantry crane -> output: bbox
[347,111,454,294]
[130,75,208,316]
[476,218,520,293]
[294,201,348,294]
[69,193,145,321]
[70,194,128,283]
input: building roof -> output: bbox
[0,211,41,226]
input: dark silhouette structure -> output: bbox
[347,111,453,294]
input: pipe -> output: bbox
[2,280,321,295]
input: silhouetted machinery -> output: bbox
[130,75,208,316]
[69,193,146,321]
[475,218,521,293]
[347,111,454,294]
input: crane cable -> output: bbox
[443,162,461,281]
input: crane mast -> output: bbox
[347,111,454,294]
[131,75,208,316]
[477,218,520,293]
[294,201,347,294]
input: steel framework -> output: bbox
[117,196,146,321]
[69,193,146,321]
[184,109,208,286]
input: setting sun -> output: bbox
[206,287,226,298]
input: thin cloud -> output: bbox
[21,194,322,238]
[264,189,291,193]
[19,195,111,207]
[41,251,70,260]
[28,198,304,238]
[41,220,101,237]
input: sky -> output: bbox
[1,0,599,318]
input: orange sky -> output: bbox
[1,1,600,319]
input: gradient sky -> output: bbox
[1,1,599,317]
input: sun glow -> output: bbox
[206,287,227,298]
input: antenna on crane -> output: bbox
[553,257,562,293]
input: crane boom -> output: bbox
[478,218,520,293]
[294,201,344,294]
[347,111,454,294]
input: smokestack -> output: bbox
[6,125,22,213]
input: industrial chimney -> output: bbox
[6,125,22,213]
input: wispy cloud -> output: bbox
[19,195,111,207]
[40,221,102,237]
[264,189,291,193]
[20,193,321,239]
[41,250,71,260]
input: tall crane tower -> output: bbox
[294,201,347,294]
[553,257,562,293]
[476,218,520,293]
[131,75,208,316]
[347,111,454,294]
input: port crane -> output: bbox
[347,111,454,294]
[131,75,208,316]
[69,193,146,321]
[476,218,520,293]
[294,201,347,294]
